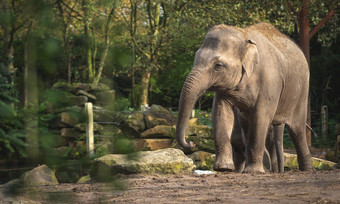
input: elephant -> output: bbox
[231,107,284,173]
[176,23,313,173]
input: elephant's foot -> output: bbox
[298,154,313,171]
[243,163,265,174]
[213,161,235,172]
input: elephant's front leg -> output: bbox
[243,111,271,173]
[212,95,234,171]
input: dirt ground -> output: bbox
[0,169,339,203]
[1,148,339,203]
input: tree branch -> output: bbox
[309,9,335,40]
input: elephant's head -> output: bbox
[176,25,259,148]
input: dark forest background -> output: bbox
[0,0,339,161]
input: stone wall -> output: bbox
[47,82,116,159]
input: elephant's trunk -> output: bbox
[176,70,210,148]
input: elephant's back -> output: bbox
[246,23,309,76]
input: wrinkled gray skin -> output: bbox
[176,23,312,173]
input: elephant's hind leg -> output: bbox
[233,147,246,172]
[287,123,313,171]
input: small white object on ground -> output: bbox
[193,170,216,175]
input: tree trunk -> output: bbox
[93,6,116,84]
[293,0,335,146]
[2,0,16,87]
[82,0,93,82]
[24,21,39,163]
[139,71,150,107]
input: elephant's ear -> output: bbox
[241,39,259,77]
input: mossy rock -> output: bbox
[134,139,174,151]
[144,105,177,127]
[77,175,91,184]
[115,111,146,136]
[20,165,59,186]
[53,82,110,93]
[284,153,336,170]
[189,151,215,170]
[172,135,215,154]
[91,148,195,178]
[140,125,176,139]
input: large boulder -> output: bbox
[134,139,174,151]
[92,148,195,178]
[94,90,115,107]
[50,111,86,128]
[20,165,59,186]
[144,105,177,129]
[92,105,115,122]
[140,125,176,139]
[115,111,146,136]
[284,153,336,170]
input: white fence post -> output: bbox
[321,105,328,140]
[85,102,94,158]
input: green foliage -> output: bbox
[114,97,131,111]
[0,101,26,159]
[195,110,212,127]
[0,65,26,159]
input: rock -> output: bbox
[50,111,86,128]
[53,82,110,93]
[144,114,169,129]
[20,165,59,186]
[134,139,174,151]
[95,90,115,107]
[144,105,177,128]
[186,124,212,138]
[188,118,200,126]
[77,175,91,184]
[92,105,115,122]
[66,95,88,106]
[76,90,97,101]
[74,123,104,133]
[140,125,176,139]
[92,148,195,178]
[172,135,215,154]
[60,128,85,139]
[116,111,146,136]
[189,151,215,170]
[95,141,113,157]
[284,153,336,170]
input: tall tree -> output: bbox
[57,0,78,84]
[288,0,336,146]
[127,0,166,108]
[81,0,121,84]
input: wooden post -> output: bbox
[85,102,94,158]
[321,105,328,140]
[191,109,195,118]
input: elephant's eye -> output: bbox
[214,62,225,71]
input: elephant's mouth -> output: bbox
[208,85,229,93]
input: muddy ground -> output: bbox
[1,169,339,203]
[1,148,339,203]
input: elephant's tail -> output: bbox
[306,123,319,138]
